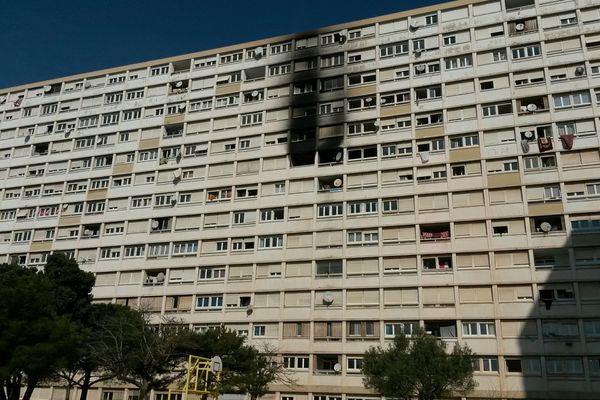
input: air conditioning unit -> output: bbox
[515,22,525,31]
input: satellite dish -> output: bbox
[84,229,92,236]
[84,81,92,88]
[322,291,334,305]
[43,85,52,93]
[416,64,426,72]
[151,220,159,229]
[333,363,342,372]
[380,98,387,104]
[173,169,182,179]
[178,103,186,111]
[527,103,537,112]
[575,66,585,76]
[540,222,552,232]
[253,47,264,58]
[211,356,223,373]
[515,23,525,31]
[251,90,259,98]
[413,49,422,56]
[334,151,343,161]
[410,20,420,29]
[61,204,69,210]
[175,81,183,88]
[523,131,535,139]
[334,31,347,44]
[0,96,6,104]
[333,178,343,187]
[24,135,31,142]
[156,272,165,282]
[365,97,373,103]
[170,198,177,206]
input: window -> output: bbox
[283,356,309,369]
[472,357,499,373]
[240,112,262,126]
[318,203,343,217]
[260,208,284,221]
[259,235,283,249]
[493,50,507,61]
[348,200,378,215]
[320,53,344,68]
[268,63,291,76]
[443,35,456,45]
[380,91,410,106]
[196,296,223,310]
[425,14,438,25]
[482,103,512,117]
[511,44,541,59]
[463,322,496,336]
[380,41,409,58]
[347,231,379,245]
[553,91,592,108]
[316,260,342,276]
[347,357,363,373]
[384,322,419,337]
[445,55,472,70]
[450,134,479,148]
[505,358,542,375]
[415,113,443,126]
[253,325,266,337]
[546,358,584,376]
[348,72,376,86]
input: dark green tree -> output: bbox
[0,264,80,400]
[91,310,190,400]
[236,345,296,400]
[362,330,476,400]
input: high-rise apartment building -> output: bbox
[1,0,600,398]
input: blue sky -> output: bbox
[0,0,444,89]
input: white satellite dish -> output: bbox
[527,103,537,112]
[84,229,92,236]
[333,363,342,372]
[156,272,165,282]
[173,169,182,179]
[413,49,422,56]
[251,90,259,98]
[84,81,92,88]
[540,222,552,232]
[151,220,159,229]
[322,291,334,305]
[175,81,183,88]
[253,47,264,58]
[523,131,535,139]
[515,23,525,31]
[178,103,186,111]
[416,64,426,72]
[575,66,585,76]
[335,31,347,44]
[365,97,373,103]
[61,204,69,210]
[334,151,343,161]
[43,85,52,93]
[333,178,343,187]
[410,20,420,29]
[211,356,223,373]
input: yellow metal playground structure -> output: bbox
[168,355,222,400]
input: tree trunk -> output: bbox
[1,380,8,400]
[65,385,72,400]
[22,378,38,400]
[138,382,151,400]
[79,370,92,400]
[6,375,22,400]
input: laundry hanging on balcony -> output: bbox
[418,151,430,163]
[537,137,553,152]
[520,139,530,153]
[559,134,574,150]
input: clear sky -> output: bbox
[0,0,445,89]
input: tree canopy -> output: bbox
[362,330,476,400]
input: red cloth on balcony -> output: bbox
[537,137,553,152]
[559,134,574,150]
